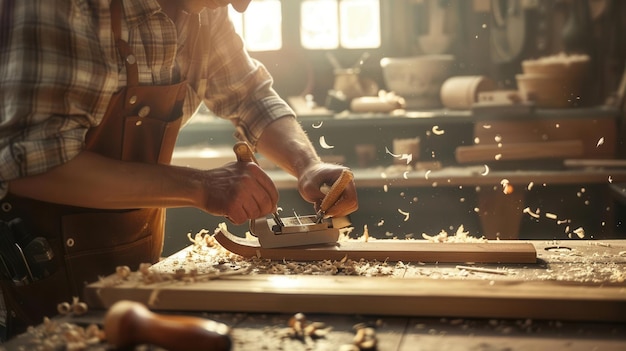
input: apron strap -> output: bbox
[110,0,139,87]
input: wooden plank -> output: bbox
[213,229,538,264]
[472,117,617,159]
[84,274,626,323]
[455,140,584,164]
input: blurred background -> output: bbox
[164,0,626,255]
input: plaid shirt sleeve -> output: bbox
[189,9,296,147]
[0,1,118,198]
[0,2,294,199]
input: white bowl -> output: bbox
[380,55,455,108]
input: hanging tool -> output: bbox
[233,141,353,248]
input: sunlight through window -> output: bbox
[229,0,282,51]
[230,0,380,51]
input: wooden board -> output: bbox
[455,140,584,164]
[85,273,626,323]
[472,117,617,159]
[214,229,538,264]
[83,239,626,323]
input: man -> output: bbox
[0,0,358,337]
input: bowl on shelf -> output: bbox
[380,55,455,109]
[517,53,590,108]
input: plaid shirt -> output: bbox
[0,0,294,198]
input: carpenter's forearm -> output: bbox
[8,151,202,209]
[256,116,321,177]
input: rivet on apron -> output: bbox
[66,238,75,248]
[129,95,138,104]
[126,54,136,65]
[1,202,12,212]
[138,106,150,117]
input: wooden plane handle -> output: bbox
[319,169,354,215]
[104,300,231,351]
[233,141,257,164]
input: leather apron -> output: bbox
[0,0,190,333]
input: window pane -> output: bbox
[229,0,282,52]
[300,0,339,49]
[339,0,380,49]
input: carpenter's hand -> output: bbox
[297,163,358,219]
[200,161,278,224]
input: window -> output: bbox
[229,0,381,52]
[229,0,282,51]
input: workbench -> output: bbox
[5,235,625,350]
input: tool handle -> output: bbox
[233,141,258,164]
[104,300,231,351]
[319,169,354,215]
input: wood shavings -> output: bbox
[431,126,445,135]
[351,324,377,350]
[421,225,487,243]
[523,207,541,219]
[56,297,88,316]
[283,313,332,341]
[398,208,410,221]
[480,165,489,176]
[319,136,334,149]
[456,265,509,275]
[384,146,412,165]
[22,317,105,351]
[545,213,558,220]
[500,179,514,194]
[572,227,585,239]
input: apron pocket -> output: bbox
[1,266,71,328]
[122,112,182,164]
[61,208,164,295]
[63,233,156,296]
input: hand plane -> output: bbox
[233,141,353,249]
